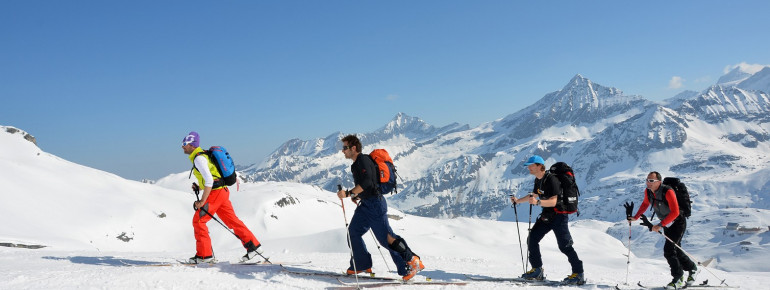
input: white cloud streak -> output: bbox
[668,76,684,89]
[723,62,769,74]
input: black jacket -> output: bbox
[533,172,562,219]
[351,154,380,199]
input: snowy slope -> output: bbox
[3,125,768,289]
[0,126,193,251]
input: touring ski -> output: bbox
[237,260,311,266]
[336,278,467,288]
[129,260,308,267]
[465,275,560,285]
[635,281,739,289]
[127,259,220,267]
[281,265,400,281]
[465,274,616,288]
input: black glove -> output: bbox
[639,214,654,231]
[624,201,634,221]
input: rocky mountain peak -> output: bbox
[376,113,434,136]
[3,126,37,145]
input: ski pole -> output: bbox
[510,194,525,274]
[193,183,271,263]
[338,184,360,287]
[626,221,632,284]
[370,230,392,272]
[623,201,634,285]
[526,193,533,271]
[639,215,728,286]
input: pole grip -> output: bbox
[624,201,635,218]
[192,182,200,198]
[192,182,201,211]
[337,184,346,211]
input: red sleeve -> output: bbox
[633,190,650,220]
[660,188,679,226]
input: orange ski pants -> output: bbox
[192,187,259,257]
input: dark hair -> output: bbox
[341,134,362,153]
[648,171,662,181]
[535,164,546,172]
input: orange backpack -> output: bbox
[369,149,398,194]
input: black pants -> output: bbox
[663,217,695,278]
[527,213,584,274]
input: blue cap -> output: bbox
[182,131,199,147]
[523,155,545,166]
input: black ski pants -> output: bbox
[663,217,695,279]
[527,213,584,274]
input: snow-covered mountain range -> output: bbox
[245,70,770,218]
[2,125,769,289]
[2,66,770,288]
[243,70,770,270]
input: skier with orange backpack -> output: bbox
[336,134,424,281]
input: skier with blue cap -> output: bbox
[511,155,585,285]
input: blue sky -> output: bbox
[1,1,768,180]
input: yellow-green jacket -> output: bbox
[189,147,223,189]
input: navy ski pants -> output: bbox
[347,195,411,276]
[527,213,584,274]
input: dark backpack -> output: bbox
[191,146,238,187]
[662,177,692,218]
[548,162,580,215]
[369,149,398,195]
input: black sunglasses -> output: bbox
[342,146,351,150]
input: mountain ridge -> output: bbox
[242,72,770,225]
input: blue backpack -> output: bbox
[191,146,238,187]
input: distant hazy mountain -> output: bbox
[737,66,770,94]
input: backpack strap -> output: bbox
[536,172,550,194]
[189,151,206,178]
[646,185,673,221]
[547,172,568,211]
[651,185,672,204]
[189,151,224,188]
[543,172,560,198]
[188,151,204,179]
